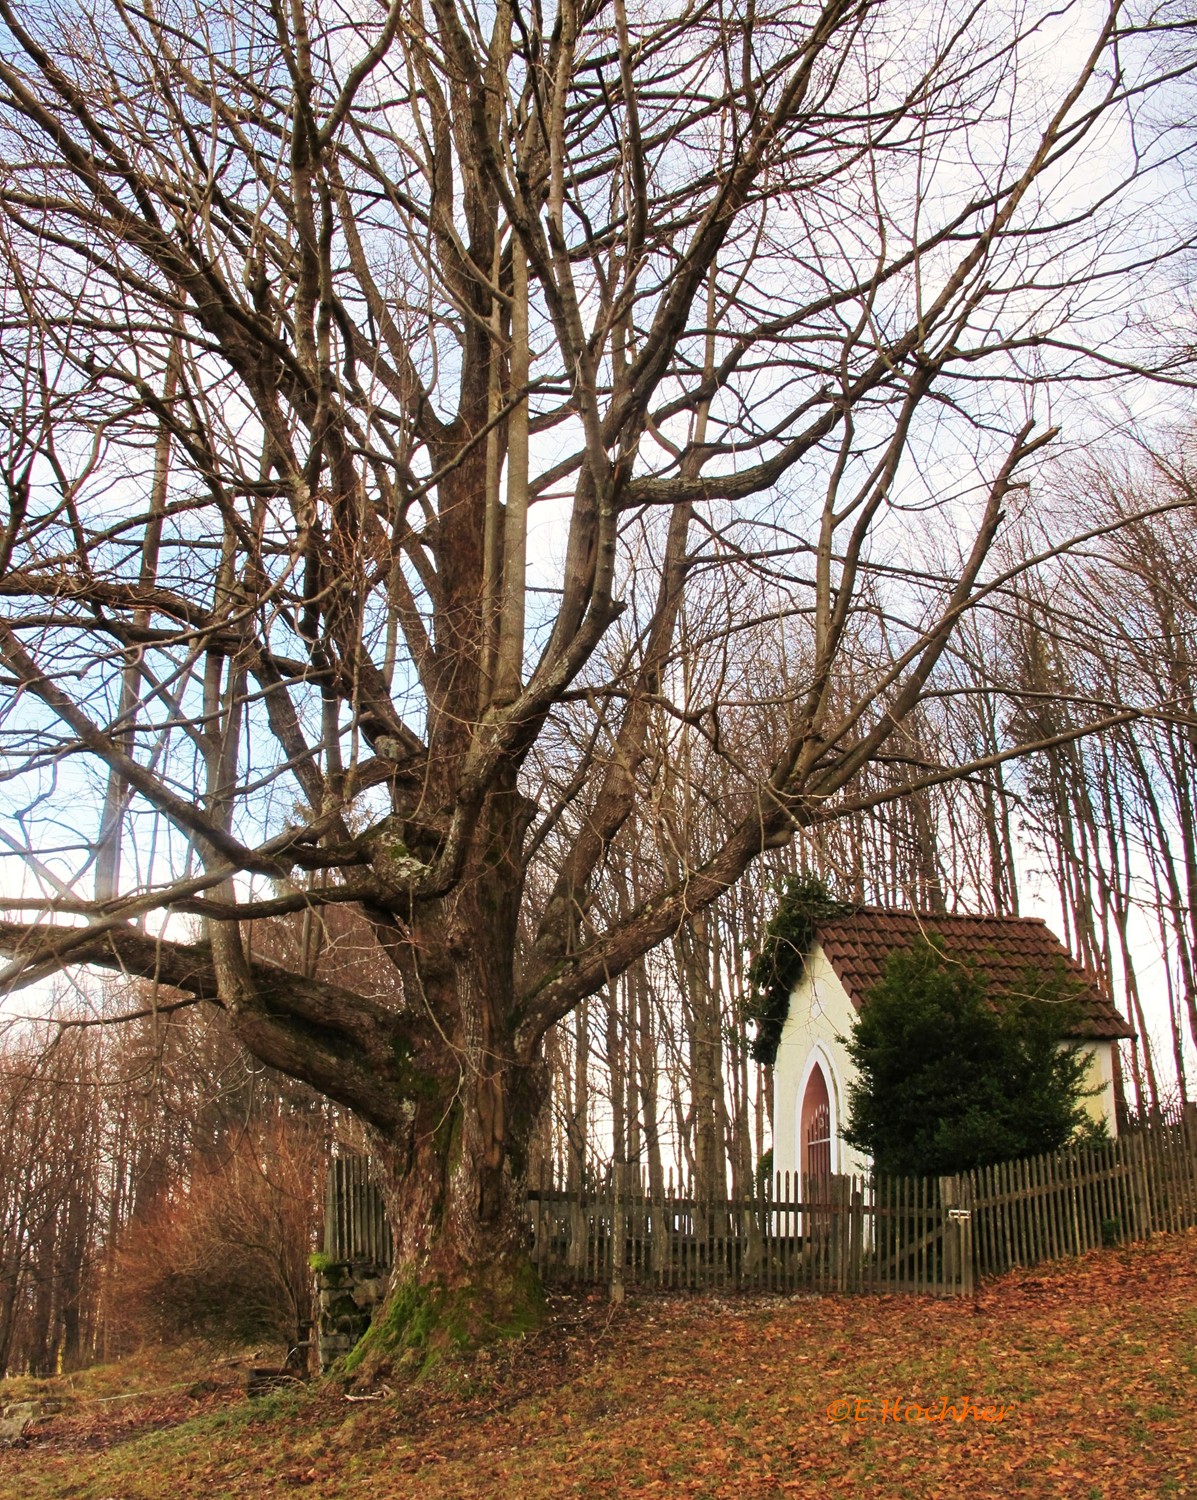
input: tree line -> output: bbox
[0,1005,323,1376]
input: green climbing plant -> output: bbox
[745,874,850,1064]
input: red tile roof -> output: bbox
[814,908,1134,1040]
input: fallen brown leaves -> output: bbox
[3,1231,1195,1499]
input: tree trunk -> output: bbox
[347,1017,548,1371]
[328,793,550,1373]
[197,773,555,1376]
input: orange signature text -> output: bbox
[826,1397,1012,1424]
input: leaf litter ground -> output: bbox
[3,1229,1195,1499]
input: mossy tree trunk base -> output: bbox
[339,1031,549,1382]
[341,1257,546,1383]
[326,780,552,1383]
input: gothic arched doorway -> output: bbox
[800,1062,832,1189]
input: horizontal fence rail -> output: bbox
[322,1117,1197,1300]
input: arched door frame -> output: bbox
[795,1043,842,1186]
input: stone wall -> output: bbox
[315,1259,389,1370]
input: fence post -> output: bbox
[569,1181,586,1273]
[610,1161,626,1304]
[849,1179,864,1291]
[1130,1131,1153,1240]
[957,1209,975,1296]
[939,1174,974,1296]
[939,1176,956,1292]
[832,1175,853,1291]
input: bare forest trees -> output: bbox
[0,1005,324,1375]
[1,0,1194,1328]
[0,1028,104,1375]
[541,450,1197,1200]
[991,460,1197,1117]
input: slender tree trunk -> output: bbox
[567,1001,590,1195]
[631,958,668,1270]
[605,979,628,1180]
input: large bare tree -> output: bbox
[0,0,1190,1331]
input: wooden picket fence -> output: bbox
[526,1167,974,1296]
[321,1158,976,1296]
[964,1114,1197,1277]
[324,1153,392,1267]
[322,1115,1197,1299]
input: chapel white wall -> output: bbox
[772,943,872,1187]
[1076,1042,1118,1135]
